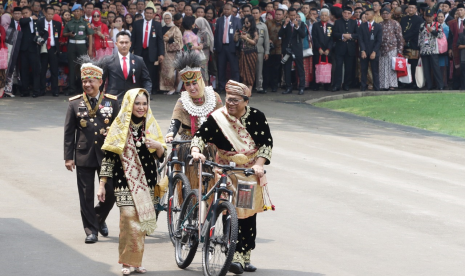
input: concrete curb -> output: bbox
[305,89,465,104]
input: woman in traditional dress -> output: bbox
[91,10,112,59]
[165,51,222,189]
[0,22,7,98]
[182,16,208,83]
[235,14,258,93]
[194,17,213,84]
[160,11,182,95]
[379,7,403,90]
[98,88,166,275]
[58,12,70,94]
[190,80,273,274]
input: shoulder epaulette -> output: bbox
[104,94,117,100]
[69,94,83,101]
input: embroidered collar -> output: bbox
[180,86,216,118]
[240,106,251,126]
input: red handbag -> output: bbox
[315,56,331,84]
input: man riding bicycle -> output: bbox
[190,80,273,274]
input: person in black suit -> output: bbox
[102,32,152,104]
[441,1,454,23]
[64,62,120,244]
[358,9,383,91]
[130,6,164,95]
[213,3,242,92]
[279,8,306,95]
[311,8,333,91]
[332,6,358,91]
[39,6,61,97]
[19,6,47,98]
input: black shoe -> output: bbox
[244,263,257,272]
[99,222,109,237]
[312,87,319,91]
[331,87,340,92]
[32,94,39,98]
[271,88,277,92]
[298,88,304,95]
[20,93,29,97]
[343,86,350,91]
[53,93,59,97]
[282,88,292,94]
[85,233,98,244]
[360,87,366,91]
[228,262,244,274]
[257,90,266,94]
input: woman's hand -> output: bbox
[240,32,247,39]
[319,48,324,55]
[324,49,329,55]
[163,35,169,42]
[165,136,174,143]
[97,182,106,202]
[146,138,162,150]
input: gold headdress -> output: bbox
[174,51,205,98]
[225,80,251,97]
[80,63,103,80]
[76,55,113,80]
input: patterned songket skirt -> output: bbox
[119,206,147,267]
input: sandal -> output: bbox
[134,266,147,274]
[121,266,131,275]
[167,90,176,95]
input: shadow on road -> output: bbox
[0,218,113,276]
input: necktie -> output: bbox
[369,22,372,32]
[460,19,464,33]
[223,16,229,44]
[90,98,97,109]
[17,22,20,31]
[47,23,51,50]
[143,21,148,49]
[122,56,128,79]
[357,20,360,27]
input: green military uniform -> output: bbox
[64,17,94,95]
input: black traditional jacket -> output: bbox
[191,106,273,164]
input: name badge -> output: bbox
[78,31,83,35]
[370,33,374,41]
[152,31,156,38]
[424,38,429,45]
[230,28,233,34]
[54,32,58,38]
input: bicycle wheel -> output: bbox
[174,189,199,269]
[202,201,238,276]
[168,173,191,246]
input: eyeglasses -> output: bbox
[225,98,244,105]
[93,14,100,18]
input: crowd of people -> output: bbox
[2,0,465,99]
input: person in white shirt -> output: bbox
[84,2,94,23]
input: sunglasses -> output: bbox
[93,14,100,18]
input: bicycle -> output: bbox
[173,157,258,276]
[156,140,192,245]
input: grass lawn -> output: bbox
[314,93,465,138]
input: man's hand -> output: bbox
[158,55,164,63]
[449,49,453,58]
[251,164,265,178]
[361,51,367,59]
[343,33,352,39]
[284,18,290,26]
[191,152,206,163]
[292,18,299,27]
[264,54,269,61]
[370,51,376,60]
[65,160,75,172]
[88,48,93,56]
[31,15,38,20]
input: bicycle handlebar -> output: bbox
[187,155,265,177]
[169,140,192,146]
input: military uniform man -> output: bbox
[64,61,119,243]
[63,3,94,95]
[252,7,270,94]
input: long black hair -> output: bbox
[205,5,217,20]
[243,14,256,36]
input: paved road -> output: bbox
[1,93,464,276]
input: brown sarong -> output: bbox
[239,51,258,87]
[119,206,146,267]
